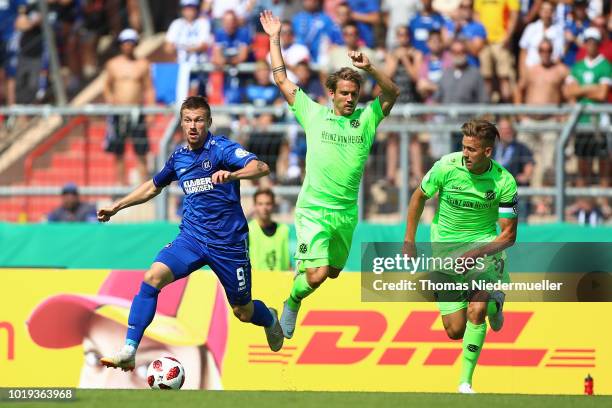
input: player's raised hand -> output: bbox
[260,10,281,37]
[212,170,234,184]
[97,207,117,222]
[349,50,371,70]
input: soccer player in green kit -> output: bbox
[403,119,518,394]
[260,10,399,339]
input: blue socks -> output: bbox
[125,282,160,349]
[250,300,274,327]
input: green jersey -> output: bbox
[568,55,612,124]
[248,219,290,271]
[421,152,518,243]
[290,89,385,209]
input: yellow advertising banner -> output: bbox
[0,269,609,394]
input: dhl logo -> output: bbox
[248,311,596,368]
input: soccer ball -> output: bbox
[146,356,185,390]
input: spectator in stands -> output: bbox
[202,0,253,31]
[47,183,97,222]
[266,21,310,83]
[211,9,252,103]
[165,0,213,97]
[327,2,353,46]
[563,0,590,67]
[14,1,46,104]
[381,0,419,49]
[519,0,564,77]
[294,60,326,103]
[514,38,568,188]
[417,29,452,102]
[344,0,380,49]
[435,39,488,151]
[493,117,534,222]
[75,0,107,81]
[0,0,20,106]
[103,29,155,186]
[435,39,488,105]
[446,0,486,67]
[292,0,335,63]
[475,0,519,102]
[383,25,422,187]
[563,27,611,192]
[248,188,290,271]
[321,21,380,100]
[241,61,286,183]
[566,197,606,226]
[49,0,81,96]
[576,15,612,65]
[408,0,447,55]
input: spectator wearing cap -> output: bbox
[103,28,155,186]
[27,270,228,389]
[563,27,611,192]
[519,0,564,77]
[165,0,213,96]
[408,0,448,55]
[211,9,252,104]
[563,0,590,67]
[576,15,612,66]
[47,183,98,222]
[446,0,486,68]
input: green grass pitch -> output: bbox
[6,390,612,408]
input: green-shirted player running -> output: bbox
[403,119,518,394]
[260,10,399,339]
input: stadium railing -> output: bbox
[0,103,610,223]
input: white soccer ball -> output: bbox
[146,356,185,390]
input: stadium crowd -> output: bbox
[0,0,611,221]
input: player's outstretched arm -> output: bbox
[349,51,400,115]
[403,187,428,255]
[97,180,163,222]
[260,10,299,105]
[212,160,270,184]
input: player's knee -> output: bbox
[446,326,465,340]
[467,301,487,322]
[231,305,251,322]
[144,269,170,289]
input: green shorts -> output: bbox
[294,206,358,270]
[435,253,509,316]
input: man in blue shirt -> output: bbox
[98,96,284,371]
[346,0,380,49]
[408,0,447,54]
[292,0,335,63]
[445,0,486,67]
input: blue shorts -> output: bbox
[154,233,252,306]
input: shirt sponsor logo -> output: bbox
[235,148,250,158]
[183,177,214,193]
[448,197,494,209]
[321,131,364,145]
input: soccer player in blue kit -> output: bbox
[97,96,284,371]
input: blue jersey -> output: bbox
[408,12,447,54]
[153,132,257,244]
[347,0,380,48]
[292,11,335,63]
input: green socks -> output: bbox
[287,273,315,311]
[460,321,487,385]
